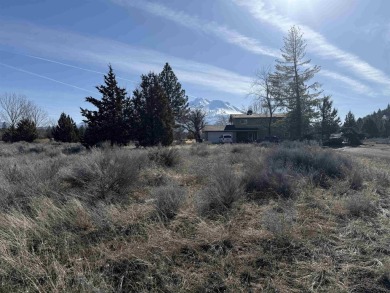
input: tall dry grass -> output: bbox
[0,141,388,292]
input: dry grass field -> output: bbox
[0,141,389,292]
[339,141,390,161]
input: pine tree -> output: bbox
[132,72,174,146]
[80,65,132,146]
[342,111,362,145]
[52,113,79,142]
[319,96,340,140]
[275,26,322,139]
[159,63,189,123]
[343,111,357,129]
[15,118,37,142]
[362,118,379,138]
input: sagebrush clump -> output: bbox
[154,185,186,220]
[61,146,147,202]
[197,165,244,217]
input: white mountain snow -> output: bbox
[188,98,243,124]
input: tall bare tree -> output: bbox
[275,26,322,139]
[26,102,49,127]
[0,93,49,127]
[183,109,206,142]
[0,93,29,127]
[251,67,284,136]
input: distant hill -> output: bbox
[188,98,243,124]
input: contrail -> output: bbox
[0,50,216,101]
[0,61,97,94]
[0,61,204,100]
[0,49,139,84]
[25,54,140,84]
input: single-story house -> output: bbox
[202,125,232,144]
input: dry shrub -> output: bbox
[153,185,186,220]
[0,155,70,210]
[187,156,215,184]
[148,146,181,168]
[349,170,364,190]
[245,165,295,199]
[197,165,244,217]
[62,147,147,203]
[190,143,210,157]
[344,193,376,217]
[364,166,390,188]
[266,145,351,180]
[229,144,260,165]
[245,143,355,199]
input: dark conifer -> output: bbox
[319,96,340,140]
[52,113,79,142]
[132,72,174,146]
[80,65,132,146]
[15,118,37,142]
[159,63,189,123]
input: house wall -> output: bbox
[232,117,283,127]
[232,117,285,139]
[204,131,227,143]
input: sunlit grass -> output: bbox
[0,141,388,292]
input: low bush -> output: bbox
[197,166,243,217]
[154,185,186,220]
[190,143,210,157]
[62,147,146,202]
[244,143,354,199]
[265,144,352,182]
[245,165,295,199]
[344,193,376,217]
[349,170,364,190]
[148,147,181,168]
[62,144,85,155]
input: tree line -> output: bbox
[0,63,206,146]
[79,63,206,147]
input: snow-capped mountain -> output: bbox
[188,98,243,124]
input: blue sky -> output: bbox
[0,0,389,124]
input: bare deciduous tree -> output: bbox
[0,93,49,127]
[250,67,284,136]
[25,102,49,127]
[0,93,29,127]
[182,109,206,142]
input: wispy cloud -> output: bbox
[0,20,253,97]
[320,69,371,95]
[111,0,374,95]
[233,0,390,91]
[111,0,280,58]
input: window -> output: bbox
[240,119,247,125]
